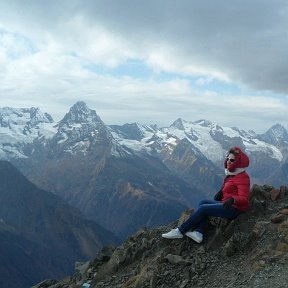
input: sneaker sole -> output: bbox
[161,234,183,239]
[185,233,202,243]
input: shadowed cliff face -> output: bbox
[36,184,288,288]
[0,160,119,288]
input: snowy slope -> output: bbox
[0,107,56,159]
[109,118,284,164]
[0,103,286,166]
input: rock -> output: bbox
[280,186,288,198]
[165,254,185,264]
[279,208,288,215]
[276,242,288,252]
[75,261,90,276]
[96,246,116,262]
[249,198,266,216]
[149,275,158,288]
[271,213,286,223]
[31,279,57,288]
[250,184,270,200]
[223,238,237,257]
[110,247,127,265]
[179,279,189,288]
[277,220,288,237]
[270,189,281,201]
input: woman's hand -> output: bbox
[223,198,234,209]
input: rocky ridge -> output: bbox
[34,184,288,288]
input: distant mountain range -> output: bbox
[1,102,288,243]
[0,160,118,288]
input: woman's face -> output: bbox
[226,153,235,169]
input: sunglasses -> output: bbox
[226,157,235,162]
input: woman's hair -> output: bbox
[225,146,249,171]
[228,147,240,156]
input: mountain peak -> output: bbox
[28,107,53,123]
[109,122,156,142]
[60,101,103,127]
[170,118,186,130]
[71,101,89,112]
[194,119,213,127]
[269,123,287,134]
[259,123,288,145]
[0,106,53,129]
[68,101,94,121]
[52,102,113,156]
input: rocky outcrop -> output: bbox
[36,184,288,288]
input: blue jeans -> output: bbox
[178,200,241,234]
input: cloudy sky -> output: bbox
[0,0,288,132]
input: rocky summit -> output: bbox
[34,184,288,288]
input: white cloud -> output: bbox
[0,0,288,133]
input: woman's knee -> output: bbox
[195,205,208,217]
[198,199,213,206]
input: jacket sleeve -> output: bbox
[233,175,250,206]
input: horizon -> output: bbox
[0,101,286,134]
[1,1,288,133]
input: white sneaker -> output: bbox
[162,228,183,239]
[185,231,203,243]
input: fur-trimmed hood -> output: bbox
[224,146,249,172]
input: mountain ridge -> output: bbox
[1,102,287,167]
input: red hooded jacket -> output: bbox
[221,147,250,211]
[221,172,250,211]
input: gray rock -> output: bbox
[165,254,185,264]
[31,280,57,288]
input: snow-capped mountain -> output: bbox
[43,101,116,158]
[1,102,286,169]
[109,117,288,187]
[1,101,288,239]
[0,107,55,159]
[110,118,284,164]
[258,123,288,146]
[55,101,111,147]
[1,101,287,187]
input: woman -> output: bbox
[162,146,250,243]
